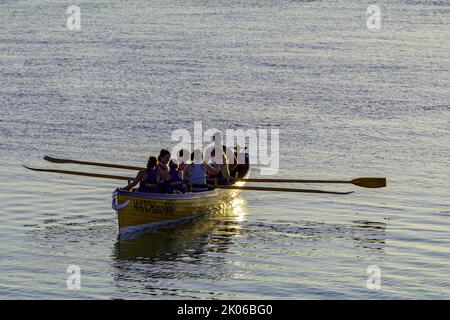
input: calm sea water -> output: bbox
[1,0,450,299]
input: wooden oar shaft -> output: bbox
[214,185,354,195]
[44,156,386,188]
[238,177,386,188]
[44,156,143,171]
[23,166,353,194]
[23,166,133,181]
[239,178,349,183]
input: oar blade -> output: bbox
[23,165,132,181]
[44,155,143,171]
[23,165,42,171]
[350,177,386,188]
[44,156,71,163]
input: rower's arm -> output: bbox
[158,168,171,181]
[228,153,238,172]
[182,164,191,180]
[204,163,219,175]
[122,170,144,191]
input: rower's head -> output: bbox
[178,149,190,164]
[211,132,223,145]
[147,156,157,170]
[192,149,204,164]
[158,149,171,165]
[169,160,178,171]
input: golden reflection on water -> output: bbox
[230,197,247,223]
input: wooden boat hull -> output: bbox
[113,165,250,235]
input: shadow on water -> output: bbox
[109,197,249,297]
[112,196,248,262]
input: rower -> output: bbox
[166,160,187,194]
[157,149,171,192]
[205,132,238,174]
[232,145,249,178]
[208,149,230,185]
[183,149,217,192]
[177,149,190,171]
[121,156,161,193]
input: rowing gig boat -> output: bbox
[112,163,251,235]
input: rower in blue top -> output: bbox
[166,160,187,194]
[122,156,162,193]
[183,149,218,192]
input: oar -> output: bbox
[44,156,143,171]
[237,177,386,188]
[23,166,133,181]
[23,166,352,195]
[44,156,386,189]
[213,185,354,195]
